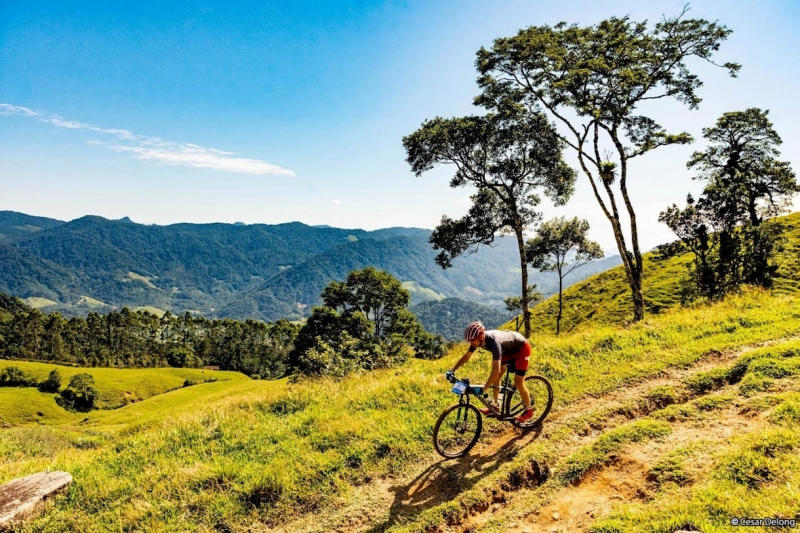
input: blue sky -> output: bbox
[1,0,798,251]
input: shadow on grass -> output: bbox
[367,423,544,532]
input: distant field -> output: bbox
[23,297,58,309]
[131,305,166,317]
[0,360,249,416]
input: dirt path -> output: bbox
[273,339,792,533]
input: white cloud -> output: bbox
[0,104,37,116]
[0,103,295,176]
[331,199,342,205]
[454,196,471,205]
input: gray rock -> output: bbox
[0,471,72,528]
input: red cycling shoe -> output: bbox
[515,408,534,423]
[479,405,499,416]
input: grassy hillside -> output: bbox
[511,211,800,335]
[1,289,799,531]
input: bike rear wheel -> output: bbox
[432,403,483,458]
[504,374,553,429]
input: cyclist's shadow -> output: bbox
[367,424,543,533]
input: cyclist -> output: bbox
[446,321,534,423]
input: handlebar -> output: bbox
[446,372,470,387]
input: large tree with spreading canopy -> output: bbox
[403,107,575,337]
[473,7,740,321]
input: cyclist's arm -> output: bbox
[450,346,476,374]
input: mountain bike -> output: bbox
[433,367,553,458]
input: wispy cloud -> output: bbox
[0,103,295,176]
[331,199,342,205]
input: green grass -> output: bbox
[589,428,800,533]
[557,418,671,485]
[1,290,799,532]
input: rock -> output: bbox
[552,512,560,521]
[0,471,72,528]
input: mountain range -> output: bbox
[0,211,622,323]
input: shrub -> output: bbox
[57,373,97,412]
[0,366,37,387]
[38,369,62,393]
[166,346,202,368]
[413,331,447,360]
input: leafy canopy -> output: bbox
[403,108,575,268]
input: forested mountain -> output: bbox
[0,211,621,321]
[0,211,64,244]
[411,298,515,340]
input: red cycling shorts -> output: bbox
[501,342,531,375]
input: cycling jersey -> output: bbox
[468,329,531,375]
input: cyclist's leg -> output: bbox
[513,344,533,410]
[485,363,504,404]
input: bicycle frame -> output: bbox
[451,367,519,420]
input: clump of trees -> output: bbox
[659,108,798,300]
[0,307,300,379]
[0,365,38,387]
[289,267,446,377]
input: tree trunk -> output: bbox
[514,226,531,338]
[556,268,563,336]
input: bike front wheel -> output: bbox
[504,374,554,429]
[432,403,483,458]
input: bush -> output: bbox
[57,373,97,412]
[413,331,447,360]
[0,366,37,387]
[38,369,62,393]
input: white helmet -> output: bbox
[464,321,485,341]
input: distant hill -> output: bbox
[0,211,64,244]
[0,211,622,321]
[411,298,515,340]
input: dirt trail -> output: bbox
[273,339,791,533]
[496,401,768,533]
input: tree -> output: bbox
[503,285,543,332]
[526,217,603,334]
[39,368,62,393]
[474,7,740,321]
[686,108,798,286]
[658,195,724,300]
[660,108,798,298]
[291,267,436,376]
[403,107,576,337]
[58,373,97,411]
[321,267,413,338]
